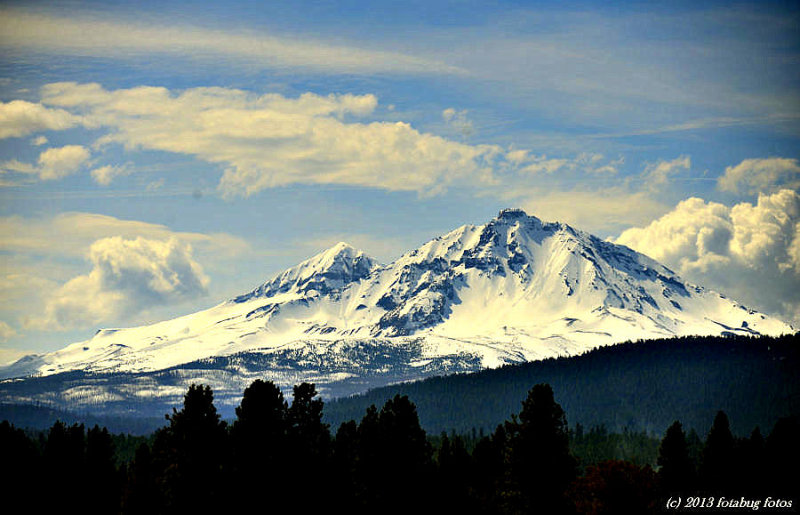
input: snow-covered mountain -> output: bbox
[0,209,793,415]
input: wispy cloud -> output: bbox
[0,9,462,75]
[0,212,249,259]
[589,114,800,139]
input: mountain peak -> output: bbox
[233,242,379,302]
[496,208,529,220]
[315,241,361,262]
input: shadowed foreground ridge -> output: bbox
[2,379,797,514]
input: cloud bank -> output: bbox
[717,157,800,195]
[616,189,800,324]
[0,100,79,139]
[1,145,91,183]
[0,213,249,332]
[35,82,503,195]
[27,237,209,330]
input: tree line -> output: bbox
[1,380,797,513]
[324,333,800,435]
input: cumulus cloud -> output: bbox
[717,157,800,195]
[0,100,79,139]
[616,189,800,324]
[36,145,91,180]
[91,164,131,186]
[26,237,210,330]
[0,213,248,332]
[37,82,501,197]
[1,144,90,182]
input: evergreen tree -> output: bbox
[43,421,86,511]
[153,384,228,512]
[0,421,38,504]
[230,379,288,508]
[505,384,577,514]
[351,396,433,512]
[355,404,381,510]
[122,442,161,515]
[288,382,330,460]
[332,420,360,508]
[286,382,331,510]
[437,433,472,512]
[657,421,695,493]
[738,427,765,495]
[764,417,800,496]
[471,425,507,513]
[86,424,121,514]
[700,410,735,493]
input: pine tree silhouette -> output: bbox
[231,379,288,509]
[122,442,161,515]
[286,383,331,511]
[86,424,121,514]
[764,417,800,497]
[657,421,695,494]
[153,384,228,512]
[0,421,38,506]
[505,383,577,514]
[437,433,472,512]
[700,410,735,493]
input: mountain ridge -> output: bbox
[0,209,793,414]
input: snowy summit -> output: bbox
[0,210,792,414]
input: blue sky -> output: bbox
[1,0,799,361]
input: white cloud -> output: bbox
[0,9,459,75]
[1,144,90,182]
[91,164,131,186]
[26,237,210,330]
[717,157,800,195]
[38,82,501,197]
[32,135,48,146]
[0,213,249,332]
[641,155,691,190]
[37,145,91,180]
[0,100,79,139]
[616,189,800,324]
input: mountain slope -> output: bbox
[0,209,793,414]
[324,333,800,435]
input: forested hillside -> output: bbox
[325,333,800,434]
